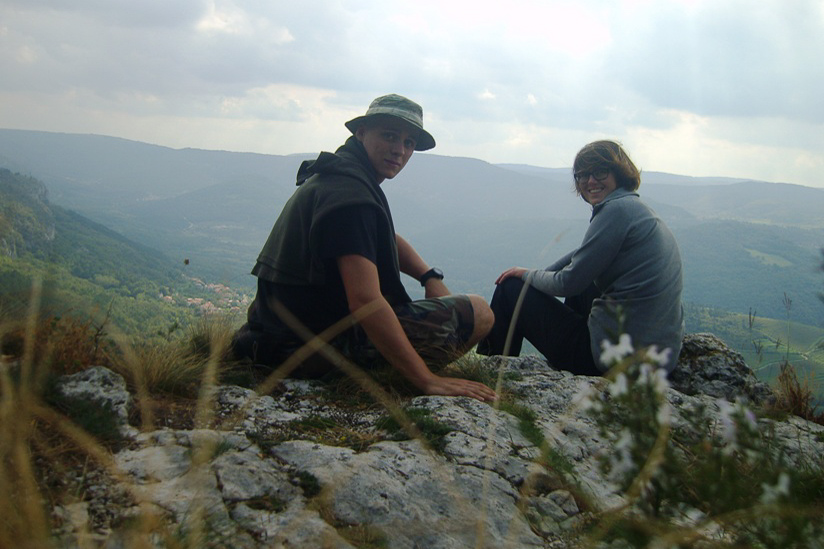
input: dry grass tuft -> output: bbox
[0,291,251,544]
[772,360,824,424]
[111,312,242,399]
[0,296,118,546]
[1,311,114,376]
[113,339,208,397]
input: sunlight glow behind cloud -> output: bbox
[0,0,821,187]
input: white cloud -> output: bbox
[196,2,252,34]
[14,45,38,64]
[0,0,822,187]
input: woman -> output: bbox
[478,140,684,374]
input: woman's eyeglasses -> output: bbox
[574,169,610,184]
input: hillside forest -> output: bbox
[0,169,247,341]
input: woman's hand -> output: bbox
[495,266,528,285]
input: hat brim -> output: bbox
[345,114,436,152]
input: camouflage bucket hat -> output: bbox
[345,94,436,151]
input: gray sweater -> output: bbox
[526,188,684,371]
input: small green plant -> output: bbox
[450,353,581,483]
[503,370,524,382]
[285,415,380,451]
[443,352,501,388]
[296,470,321,498]
[245,430,283,455]
[376,407,453,452]
[497,391,585,513]
[321,365,413,410]
[183,436,235,462]
[292,415,339,430]
[579,334,824,547]
[311,497,389,548]
[42,375,124,448]
[498,400,544,448]
[244,495,287,513]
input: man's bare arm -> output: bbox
[395,234,450,298]
[337,254,495,401]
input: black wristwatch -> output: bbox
[419,267,444,287]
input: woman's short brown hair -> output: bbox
[572,140,641,195]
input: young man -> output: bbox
[233,94,496,402]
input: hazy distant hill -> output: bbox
[498,162,824,228]
[643,181,824,228]
[0,129,311,209]
[1,128,823,328]
[498,163,751,187]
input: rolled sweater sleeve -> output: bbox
[525,201,630,297]
[545,250,574,272]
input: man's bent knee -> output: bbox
[468,294,494,343]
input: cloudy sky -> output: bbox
[2,0,823,187]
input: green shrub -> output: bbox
[580,335,824,547]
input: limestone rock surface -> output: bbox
[48,336,824,548]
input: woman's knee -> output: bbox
[493,277,529,306]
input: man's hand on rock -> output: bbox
[420,375,497,402]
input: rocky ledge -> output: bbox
[49,334,823,548]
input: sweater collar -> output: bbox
[590,187,639,218]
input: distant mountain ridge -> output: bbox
[0,129,313,208]
[496,163,753,187]
[1,128,823,328]
[3,128,822,227]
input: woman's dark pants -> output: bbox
[477,278,602,376]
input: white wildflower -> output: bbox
[637,362,654,385]
[609,373,629,397]
[615,428,633,451]
[571,385,594,407]
[716,399,738,454]
[743,406,758,431]
[609,428,636,479]
[610,450,635,480]
[600,333,634,366]
[651,367,671,395]
[760,472,790,505]
[571,385,602,412]
[717,399,759,455]
[645,345,672,368]
[656,401,672,427]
